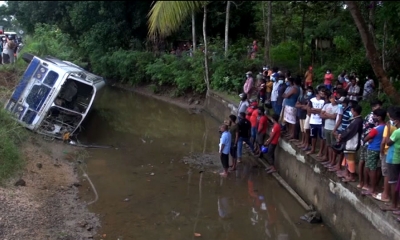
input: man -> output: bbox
[228,115,239,171]
[256,107,268,156]
[237,93,249,118]
[237,112,256,163]
[219,124,232,177]
[373,107,397,202]
[337,104,363,182]
[346,76,361,102]
[363,75,375,100]
[304,66,313,87]
[324,69,334,91]
[275,75,287,115]
[358,100,382,190]
[270,67,280,113]
[381,107,400,212]
[306,87,326,155]
[264,114,281,173]
[243,71,254,99]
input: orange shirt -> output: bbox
[246,107,254,121]
[250,110,258,127]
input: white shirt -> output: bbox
[309,97,325,125]
[270,82,280,101]
[322,103,339,130]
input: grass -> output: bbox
[0,109,26,183]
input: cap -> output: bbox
[246,71,252,75]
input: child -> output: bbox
[306,87,326,155]
[361,108,387,194]
[264,114,281,173]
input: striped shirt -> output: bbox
[339,106,352,131]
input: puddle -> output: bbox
[78,87,335,240]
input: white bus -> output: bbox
[4,53,106,140]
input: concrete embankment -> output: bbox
[204,90,399,240]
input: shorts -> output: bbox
[387,163,400,184]
[381,154,388,177]
[257,133,265,145]
[266,92,271,101]
[230,145,237,158]
[310,124,323,139]
[299,119,305,132]
[304,115,310,130]
[220,153,229,169]
[359,145,368,161]
[366,149,380,170]
[324,129,335,146]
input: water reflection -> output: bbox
[78,87,334,240]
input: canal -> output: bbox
[78,87,336,240]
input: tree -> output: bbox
[224,1,231,57]
[346,1,400,100]
[147,1,211,94]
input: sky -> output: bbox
[0,1,6,6]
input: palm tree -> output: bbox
[147,1,211,94]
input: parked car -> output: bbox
[4,53,106,140]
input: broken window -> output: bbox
[38,106,83,137]
[54,79,94,113]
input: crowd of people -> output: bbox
[218,66,400,221]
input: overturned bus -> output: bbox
[4,53,106,140]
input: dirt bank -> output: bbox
[0,136,100,240]
[0,69,100,239]
[112,83,205,111]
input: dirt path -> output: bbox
[0,136,100,240]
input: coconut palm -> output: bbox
[147,1,211,95]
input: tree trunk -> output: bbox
[368,1,379,51]
[265,1,272,66]
[224,1,231,57]
[203,6,210,95]
[192,11,196,52]
[346,1,400,100]
[299,5,306,74]
[382,20,387,71]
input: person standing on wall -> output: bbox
[324,69,334,91]
[243,71,254,100]
[219,124,232,177]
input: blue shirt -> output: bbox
[340,106,352,131]
[367,125,385,151]
[219,131,232,154]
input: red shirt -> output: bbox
[246,107,254,121]
[270,123,281,145]
[258,115,268,134]
[250,110,259,127]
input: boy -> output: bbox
[219,124,232,177]
[306,87,326,155]
[264,114,281,173]
[362,108,387,195]
[320,94,339,168]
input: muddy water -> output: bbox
[78,87,335,240]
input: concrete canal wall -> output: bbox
[204,90,400,240]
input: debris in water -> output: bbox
[194,233,201,237]
[141,138,146,143]
[150,173,155,176]
[123,198,129,202]
[300,211,322,224]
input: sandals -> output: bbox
[372,193,390,202]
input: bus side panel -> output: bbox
[10,58,40,102]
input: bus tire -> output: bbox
[22,53,34,63]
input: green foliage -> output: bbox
[0,109,26,183]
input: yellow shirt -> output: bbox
[266,81,273,93]
[383,125,397,154]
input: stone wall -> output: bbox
[204,90,400,240]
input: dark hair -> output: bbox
[352,104,362,115]
[387,106,400,118]
[272,67,278,72]
[373,108,387,120]
[288,77,294,83]
[370,99,383,107]
[294,77,301,86]
[258,106,265,112]
[272,114,279,122]
[241,93,248,101]
[337,82,343,86]
[391,108,400,121]
[265,76,270,80]
[306,86,314,91]
[229,114,237,123]
[317,85,326,92]
[349,75,355,81]
[336,89,347,97]
[239,112,246,118]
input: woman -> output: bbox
[282,77,300,140]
